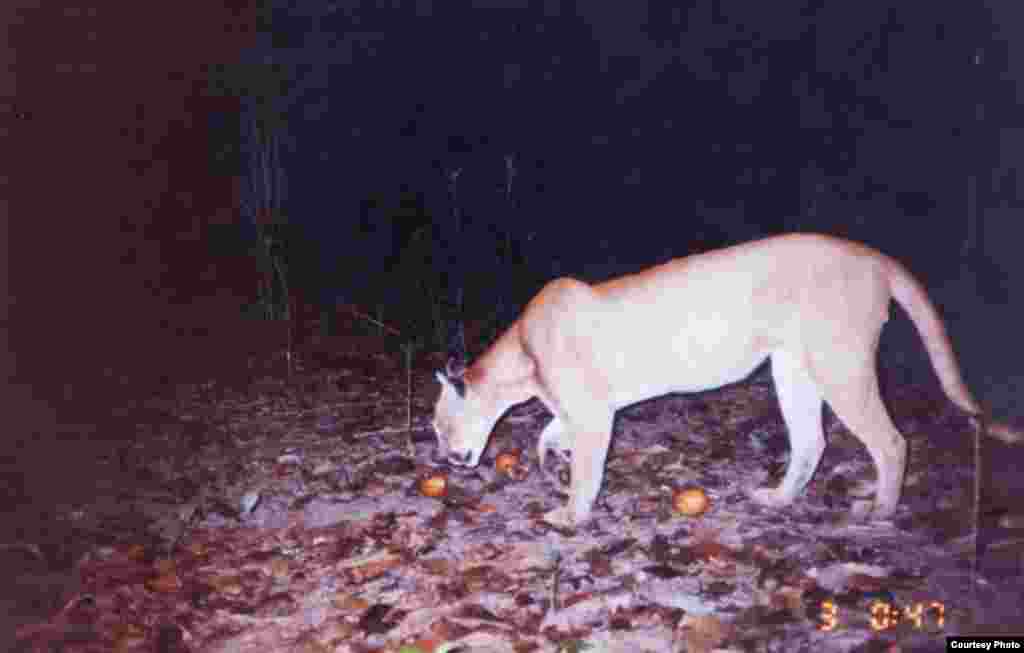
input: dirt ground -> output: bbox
[4,337,1023,652]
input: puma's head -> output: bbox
[431,360,500,468]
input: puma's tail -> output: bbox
[886,257,979,414]
[886,257,1022,444]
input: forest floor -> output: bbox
[4,332,1023,653]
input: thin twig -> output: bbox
[345,305,403,337]
[350,425,428,440]
[972,413,983,615]
[550,551,562,612]
[404,343,417,458]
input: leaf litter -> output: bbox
[7,343,1023,652]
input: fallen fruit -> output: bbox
[495,450,521,475]
[419,474,448,498]
[673,486,709,517]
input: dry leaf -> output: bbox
[145,572,182,593]
[678,613,734,653]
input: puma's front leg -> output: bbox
[749,350,826,509]
[543,410,614,529]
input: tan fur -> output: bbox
[431,233,1018,529]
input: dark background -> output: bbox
[5,1,1024,440]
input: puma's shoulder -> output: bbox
[524,276,598,315]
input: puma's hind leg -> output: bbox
[809,341,907,520]
[749,349,826,509]
[821,369,906,519]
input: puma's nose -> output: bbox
[449,449,473,465]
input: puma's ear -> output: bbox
[446,356,466,379]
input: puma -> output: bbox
[431,233,1019,529]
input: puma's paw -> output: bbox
[542,506,577,530]
[868,500,898,522]
[542,504,595,530]
[840,500,896,524]
[848,500,875,522]
[747,486,796,510]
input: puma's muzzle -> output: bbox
[450,450,473,466]
[448,447,479,467]
[432,363,495,470]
